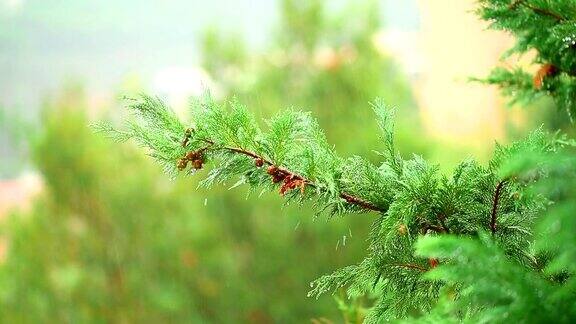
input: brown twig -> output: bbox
[509,1,565,22]
[524,3,565,22]
[392,263,428,272]
[189,138,384,212]
[438,215,450,234]
[490,180,507,235]
[374,262,428,289]
[340,192,382,212]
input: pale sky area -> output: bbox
[0,0,419,111]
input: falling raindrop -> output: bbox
[294,221,301,230]
[204,198,208,206]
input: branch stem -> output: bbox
[490,180,507,235]
[509,1,565,22]
[196,138,384,212]
[391,263,428,272]
[523,3,565,22]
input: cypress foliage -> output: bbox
[101,0,576,322]
[476,0,576,119]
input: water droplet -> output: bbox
[204,198,208,206]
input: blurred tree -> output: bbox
[0,87,370,322]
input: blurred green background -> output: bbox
[0,0,562,322]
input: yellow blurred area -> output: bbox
[416,0,511,145]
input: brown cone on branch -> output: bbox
[534,63,559,89]
[267,165,286,183]
[177,149,205,171]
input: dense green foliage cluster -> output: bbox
[415,136,576,322]
[105,0,576,322]
[477,0,576,119]
[103,93,574,322]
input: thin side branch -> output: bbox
[340,192,383,212]
[374,262,428,289]
[192,138,384,213]
[373,271,382,290]
[523,3,565,22]
[391,263,428,272]
[509,0,566,22]
[490,180,507,235]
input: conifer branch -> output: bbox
[522,3,566,22]
[104,90,562,322]
[490,180,507,235]
[191,137,384,212]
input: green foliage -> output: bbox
[415,138,576,323]
[97,0,576,322]
[104,91,572,321]
[476,0,576,119]
[101,94,378,215]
